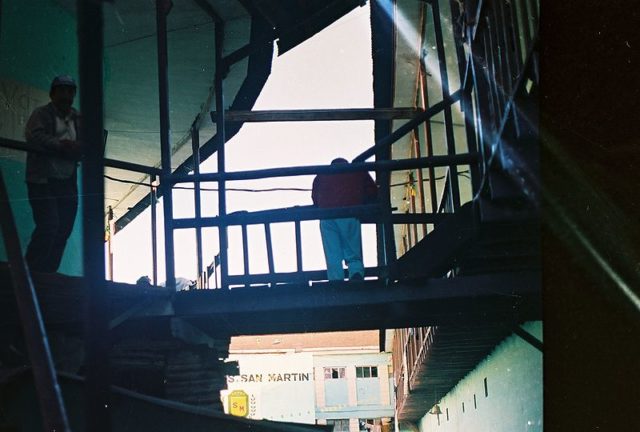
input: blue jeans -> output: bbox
[319,218,364,281]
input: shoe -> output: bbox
[349,273,364,282]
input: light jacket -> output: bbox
[25,102,79,184]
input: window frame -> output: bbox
[324,366,346,379]
[356,366,378,378]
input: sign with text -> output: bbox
[228,390,249,417]
[221,352,315,424]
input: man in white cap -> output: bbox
[24,75,81,272]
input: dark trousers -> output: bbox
[25,178,78,273]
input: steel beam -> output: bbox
[513,325,543,352]
[174,271,541,335]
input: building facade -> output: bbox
[221,331,394,431]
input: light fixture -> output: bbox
[429,404,442,415]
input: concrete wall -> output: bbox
[0,0,82,275]
[222,352,317,423]
[314,352,395,429]
[413,321,542,432]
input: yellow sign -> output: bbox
[228,390,249,417]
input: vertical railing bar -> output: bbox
[0,172,71,432]
[411,204,418,247]
[412,128,428,237]
[487,7,506,115]
[469,23,493,182]
[499,0,522,138]
[417,0,438,221]
[432,0,461,210]
[496,0,513,99]
[215,22,229,289]
[156,0,176,292]
[264,223,275,276]
[525,0,539,32]
[419,63,439,215]
[507,0,524,75]
[191,122,204,285]
[150,175,158,287]
[241,224,250,281]
[482,22,502,131]
[516,0,532,58]
[294,220,303,274]
[451,0,482,197]
[494,1,510,99]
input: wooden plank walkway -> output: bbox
[0,264,540,337]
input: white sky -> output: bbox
[111,5,376,284]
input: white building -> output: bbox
[221,331,394,431]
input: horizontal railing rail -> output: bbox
[0,136,162,176]
[170,153,478,184]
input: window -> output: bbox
[324,367,346,379]
[327,419,349,432]
[359,418,382,432]
[356,366,378,378]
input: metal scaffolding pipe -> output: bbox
[432,0,461,210]
[353,91,462,164]
[77,0,110,429]
[191,123,204,283]
[150,175,159,287]
[0,172,71,431]
[156,0,176,292]
[171,153,478,184]
[0,137,161,176]
[212,107,423,122]
[215,22,229,288]
[171,204,448,230]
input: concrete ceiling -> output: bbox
[54,0,252,222]
[54,0,364,228]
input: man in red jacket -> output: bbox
[312,158,377,281]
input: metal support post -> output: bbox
[215,22,229,288]
[0,172,71,432]
[191,121,204,285]
[77,0,110,430]
[150,175,158,287]
[156,0,176,292]
[106,206,114,280]
[432,0,461,211]
[412,128,428,237]
[370,0,397,276]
